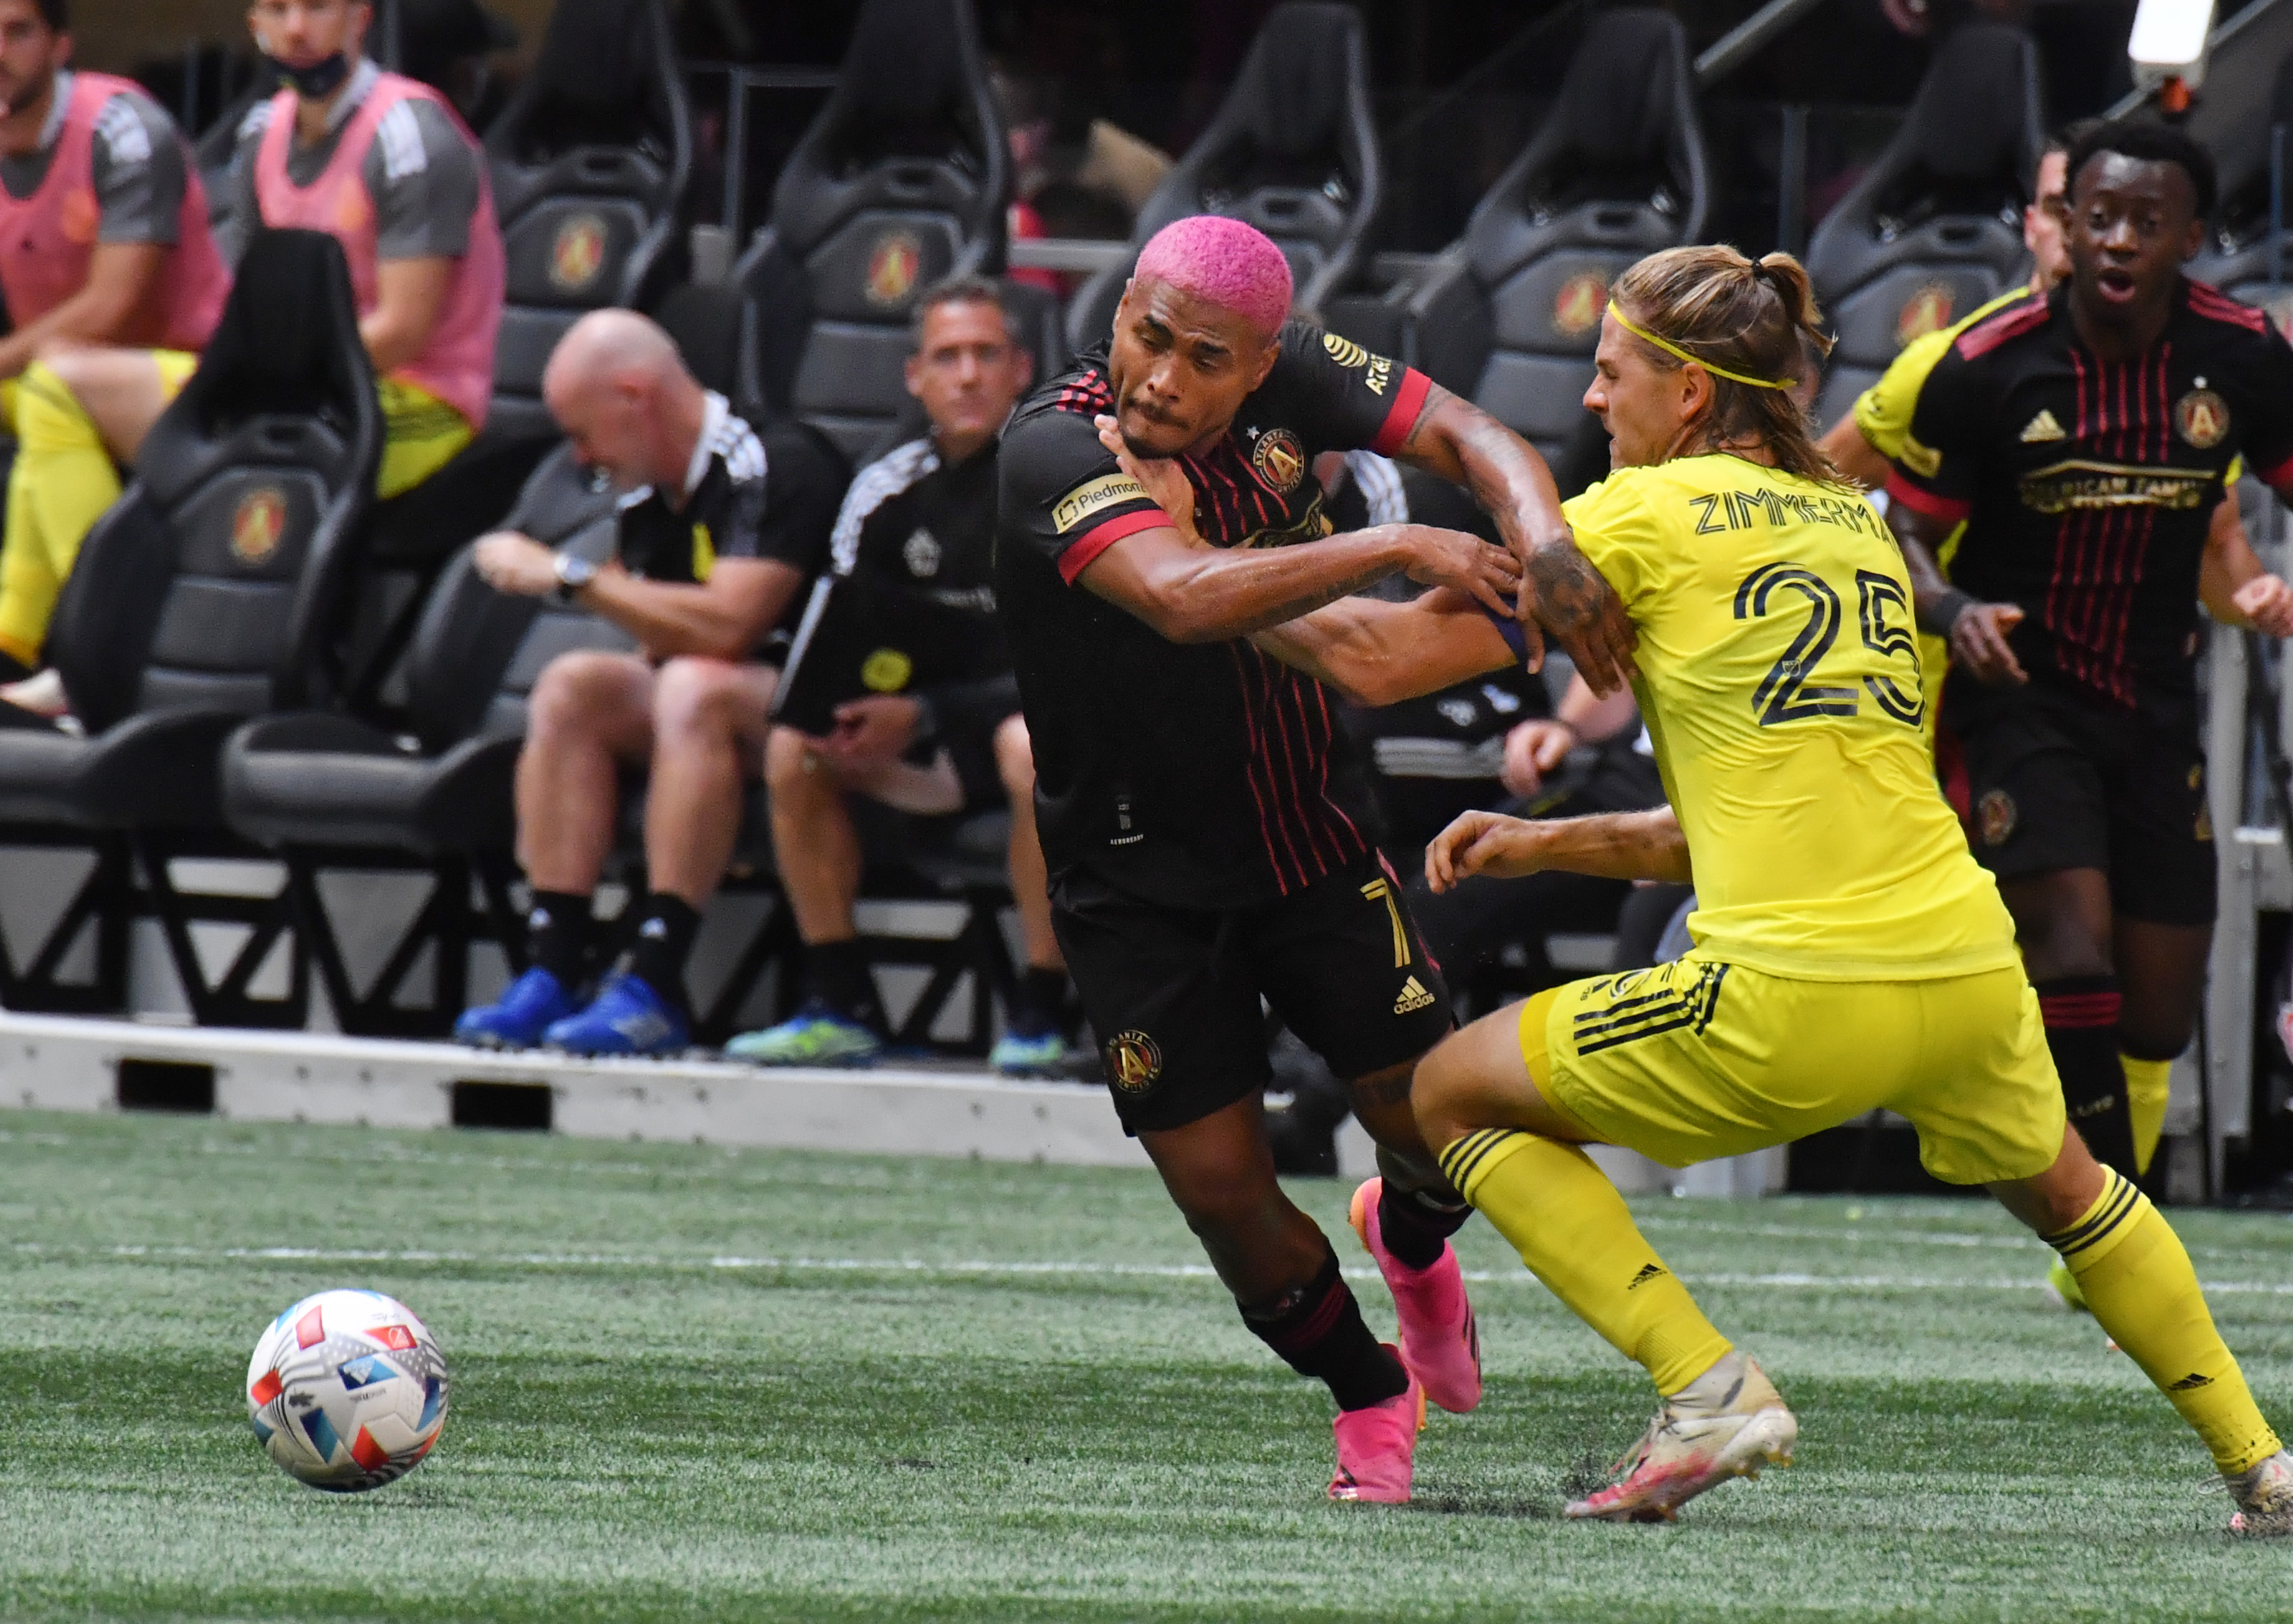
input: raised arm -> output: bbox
[1248,588,1517,706]
[1389,385,1638,694]
[1074,414,1520,644]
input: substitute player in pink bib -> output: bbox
[0,0,228,680]
[0,0,502,714]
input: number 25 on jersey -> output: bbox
[1734,562,1924,728]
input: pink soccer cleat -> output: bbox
[1349,1176,1482,1414]
[1329,1350,1423,1503]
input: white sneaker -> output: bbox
[2229,1450,2293,1535]
[1565,1352,1797,1523]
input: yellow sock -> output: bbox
[1441,1128,1732,1395]
[2052,1166,2280,1474]
[2122,1053,2171,1179]
[0,362,121,666]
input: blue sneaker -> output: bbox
[542,972,690,1058]
[989,1029,1071,1076]
[455,967,580,1049]
[724,1000,883,1067]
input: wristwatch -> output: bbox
[552,552,599,603]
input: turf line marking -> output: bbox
[9,1241,2292,1297]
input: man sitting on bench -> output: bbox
[728,276,1071,1073]
[454,308,843,1056]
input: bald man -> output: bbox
[454,309,846,1056]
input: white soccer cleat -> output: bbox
[1565,1354,1796,1523]
[2229,1450,2293,1535]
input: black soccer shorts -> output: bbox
[1943,677,2215,926]
[1050,854,1455,1135]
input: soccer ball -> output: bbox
[246,1289,449,1491]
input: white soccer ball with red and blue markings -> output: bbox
[246,1289,448,1491]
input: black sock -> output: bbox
[624,894,701,1005]
[1240,1247,1409,1411]
[1377,1181,1471,1271]
[525,890,594,986]
[806,937,882,1027]
[1009,966,1068,1036]
[2037,975,2136,1178]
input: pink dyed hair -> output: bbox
[1131,215,1293,338]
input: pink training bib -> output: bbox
[0,71,228,351]
[252,70,503,429]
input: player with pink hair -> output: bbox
[994,215,1636,1502]
[1127,214,1296,341]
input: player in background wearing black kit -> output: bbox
[997,214,1634,1501]
[455,310,845,1055]
[734,277,1071,1075]
[1887,124,2293,1249]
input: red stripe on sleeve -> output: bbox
[1056,507,1167,585]
[2262,449,2293,490]
[1883,471,1971,524]
[1369,367,1435,456]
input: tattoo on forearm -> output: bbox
[1525,540,1608,634]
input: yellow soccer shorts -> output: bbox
[0,349,199,667]
[1513,956,2065,1185]
[375,376,473,498]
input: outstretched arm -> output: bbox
[1076,415,1520,645]
[1389,385,1638,694]
[1249,588,1516,706]
[1425,805,1689,892]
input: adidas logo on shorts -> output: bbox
[1394,976,1435,1014]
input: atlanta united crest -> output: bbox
[1104,1030,1164,1094]
[549,213,608,292]
[1977,787,2017,848]
[1895,282,1954,348]
[1553,270,1608,338]
[1251,427,1305,494]
[865,231,923,307]
[229,485,288,566]
[2175,387,2229,449]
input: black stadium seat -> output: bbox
[739,0,1010,459]
[1804,23,2045,432]
[350,0,691,707]
[477,0,692,446]
[2187,47,2293,316]
[1396,8,1708,468]
[1064,1,1380,349]
[221,445,629,1034]
[0,230,381,1027]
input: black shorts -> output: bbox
[1051,855,1455,1134]
[1943,677,2215,927]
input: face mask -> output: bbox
[269,51,351,100]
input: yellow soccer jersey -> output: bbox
[1563,454,2021,982]
[1851,287,2030,464]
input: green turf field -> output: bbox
[6,1109,2293,1622]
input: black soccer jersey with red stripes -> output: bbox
[1887,278,2293,708]
[995,322,1434,907]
